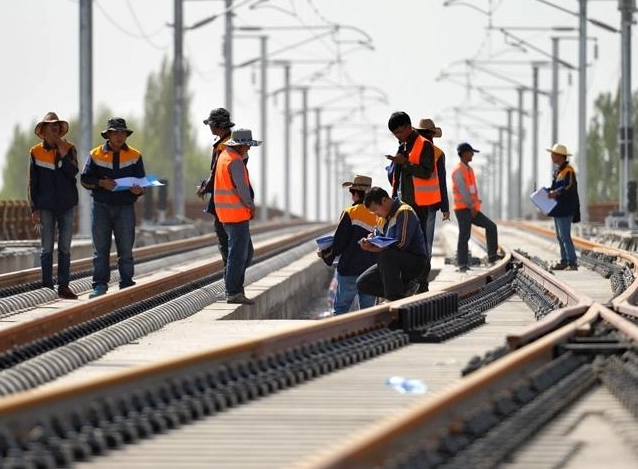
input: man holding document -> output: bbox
[357,187,429,301]
[81,117,146,298]
[542,143,580,271]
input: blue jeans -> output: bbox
[554,216,577,265]
[40,208,74,287]
[333,273,376,315]
[91,202,136,289]
[224,221,254,296]
[425,208,437,260]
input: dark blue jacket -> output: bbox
[81,142,146,206]
[548,162,580,220]
[28,140,79,213]
[377,199,427,257]
[320,202,378,276]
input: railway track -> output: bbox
[0,222,637,468]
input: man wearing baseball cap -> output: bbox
[452,142,500,272]
[197,107,236,266]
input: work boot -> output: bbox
[58,286,78,300]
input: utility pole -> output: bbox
[315,109,322,221]
[301,88,309,218]
[517,87,524,219]
[619,0,635,214]
[283,63,291,220]
[259,35,268,221]
[224,0,233,113]
[173,0,185,222]
[498,127,505,219]
[532,64,540,195]
[551,37,559,146]
[506,108,513,220]
[325,126,332,221]
[578,0,589,223]
[491,141,498,215]
[78,0,92,236]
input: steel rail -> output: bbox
[294,300,638,469]
[0,220,310,289]
[0,222,625,468]
[508,221,638,317]
[0,238,515,435]
[0,224,332,354]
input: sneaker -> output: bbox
[226,293,255,305]
[552,262,568,271]
[89,285,107,299]
[566,264,578,271]
[456,265,470,273]
[403,280,420,297]
[43,282,55,290]
[58,286,78,300]
[415,282,429,294]
[119,281,136,289]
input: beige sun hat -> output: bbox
[342,174,372,191]
[414,118,442,138]
[34,112,69,140]
[546,143,572,157]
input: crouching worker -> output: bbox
[357,187,429,301]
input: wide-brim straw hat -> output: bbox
[34,112,69,140]
[414,118,442,138]
[546,143,571,157]
[342,174,372,191]
[226,128,262,147]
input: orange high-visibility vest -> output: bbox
[213,149,252,223]
[452,162,481,211]
[89,145,142,169]
[408,135,442,206]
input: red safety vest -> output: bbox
[408,135,442,206]
[452,162,481,211]
[213,149,252,223]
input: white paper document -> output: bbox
[113,175,164,191]
[530,188,557,215]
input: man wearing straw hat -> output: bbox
[414,117,450,261]
[545,143,580,270]
[214,128,262,305]
[28,112,79,299]
[317,174,378,314]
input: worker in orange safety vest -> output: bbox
[213,128,262,305]
[452,142,500,272]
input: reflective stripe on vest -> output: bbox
[408,135,442,206]
[89,145,142,170]
[345,203,378,233]
[30,144,56,170]
[452,162,480,211]
[213,149,251,223]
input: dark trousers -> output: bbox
[411,204,431,284]
[357,248,428,301]
[223,220,254,296]
[454,209,498,267]
[213,215,229,265]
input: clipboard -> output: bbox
[530,188,557,215]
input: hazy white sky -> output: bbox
[0,0,632,218]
